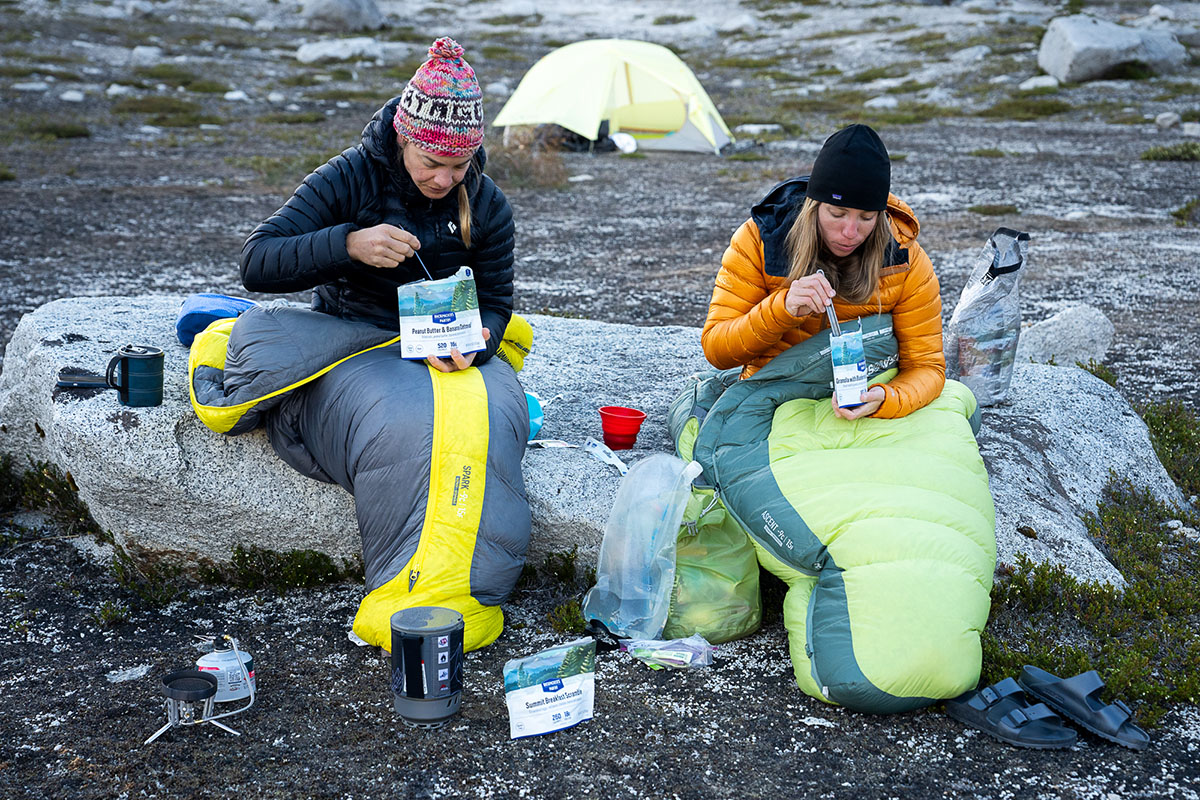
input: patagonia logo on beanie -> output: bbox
[806,124,891,211]
[393,37,484,157]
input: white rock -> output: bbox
[138,125,163,135]
[919,87,955,105]
[301,0,383,32]
[717,13,758,34]
[863,96,899,109]
[13,82,50,92]
[1019,75,1060,91]
[224,90,250,101]
[989,75,1013,84]
[1149,4,1175,19]
[1037,14,1188,82]
[567,174,594,183]
[1015,304,1115,366]
[733,123,784,135]
[285,103,302,111]
[1156,111,1182,129]
[59,90,86,103]
[485,81,511,98]
[295,37,382,64]
[0,298,1181,590]
[1183,122,1200,136]
[255,19,277,31]
[128,45,164,67]
[267,91,286,104]
[951,45,992,63]
[125,0,154,17]
[979,363,1184,586]
[728,78,746,89]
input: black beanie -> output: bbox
[806,124,890,211]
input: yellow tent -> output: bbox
[492,39,734,154]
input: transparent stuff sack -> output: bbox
[581,454,703,640]
[663,488,761,645]
[944,227,1030,406]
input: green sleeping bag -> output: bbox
[684,314,996,713]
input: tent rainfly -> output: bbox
[491,39,734,155]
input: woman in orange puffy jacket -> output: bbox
[702,124,944,419]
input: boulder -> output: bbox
[1015,304,1115,366]
[1018,75,1059,91]
[295,38,410,65]
[300,0,383,32]
[0,297,1185,590]
[1037,14,1188,83]
[1156,111,1182,129]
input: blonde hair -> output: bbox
[784,197,890,304]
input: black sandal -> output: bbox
[1018,666,1150,751]
[945,677,1077,749]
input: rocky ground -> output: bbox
[1,0,1199,797]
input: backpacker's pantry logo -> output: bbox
[397,267,485,359]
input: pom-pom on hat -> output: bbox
[806,124,891,211]
[392,37,484,157]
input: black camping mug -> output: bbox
[105,344,164,407]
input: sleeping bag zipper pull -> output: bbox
[408,569,419,591]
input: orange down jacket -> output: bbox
[702,178,944,418]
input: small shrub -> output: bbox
[278,73,321,87]
[1077,358,1117,387]
[187,79,230,94]
[1141,142,1200,162]
[484,135,568,190]
[969,148,1006,158]
[889,153,907,161]
[91,600,130,628]
[713,55,784,69]
[978,97,1072,120]
[727,151,768,162]
[0,163,14,181]
[969,203,1019,216]
[1100,60,1155,80]
[481,13,542,26]
[1139,399,1200,498]
[547,599,586,634]
[226,149,343,187]
[24,121,89,139]
[112,545,186,607]
[983,480,1200,727]
[541,548,580,586]
[219,544,361,592]
[133,63,197,87]
[653,14,694,24]
[1170,197,1200,226]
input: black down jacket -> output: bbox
[240,97,515,363]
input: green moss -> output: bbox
[541,548,580,585]
[852,104,953,126]
[884,80,934,95]
[481,13,542,26]
[653,14,695,24]
[889,153,907,161]
[23,120,89,139]
[969,203,1019,216]
[91,600,130,628]
[1077,358,1117,387]
[850,61,922,82]
[763,10,811,22]
[0,163,13,181]
[1100,60,1155,80]
[113,96,200,115]
[213,544,362,592]
[187,79,230,94]
[619,151,646,159]
[901,31,951,56]
[1139,399,1200,497]
[977,97,1072,121]
[779,89,869,114]
[0,458,102,537]
[381,27,434,44]
[308,88,380,102]
[226,149,343,186]
[810,28,860,40]
[278,73,322,87]
[756,69,802,83]
[982,480,1200,727]
[133,63,198,87]
[713,54,785,69]
[969,148,1006,158]
[1141,142,1200,162]
[257,111,326,125]
[1170,197,1200,226]
[152,113,225,128]
[1182,110,1200,123]
[111,544,186,607]
[811,65,842,77]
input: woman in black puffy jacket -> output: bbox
[241,36,513,371]
[236,38,531,653]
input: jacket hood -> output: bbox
[361,97,488,202]
[751,176,920,277]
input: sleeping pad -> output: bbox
[680,313,995,713]
[188,304,532,652]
